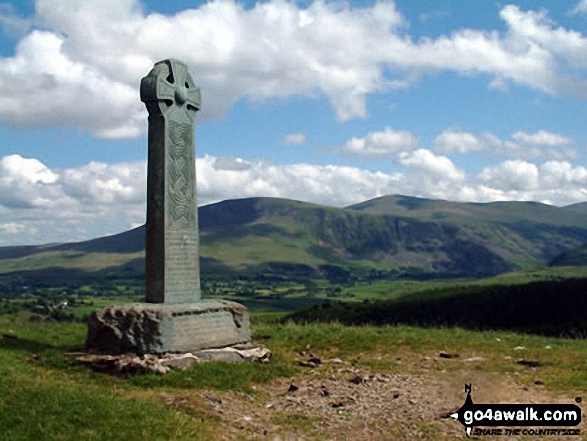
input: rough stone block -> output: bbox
[86,300,250,354]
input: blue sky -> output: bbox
[0,0,586,245]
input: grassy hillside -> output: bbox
[1,196,587,280]
[550,243,587,267]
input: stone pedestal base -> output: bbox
[86,300,251,354]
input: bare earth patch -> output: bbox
[159,354,585,440]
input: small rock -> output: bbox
[331,401,345,408]
[534,380,544,385]
[287,384,299,393]
[544,345,552,349]
[392,391,401,399]
[439,352,459,359]
[349,375,363,385]
[462,357,485,363]
[329,358,345,365]
[517,359,541,367]
[299,357,322,368]
[514,346,526,351]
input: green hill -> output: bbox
[1,195,587,280]
[550,243,587,267]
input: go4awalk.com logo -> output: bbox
[450,384,582,437]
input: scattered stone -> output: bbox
[349,376,363,385]
[392,391,401,399]
[513,346,526,351]
[160,353,199,369]
[331,401,345,408]
[517,359,541,368]
[287,384,299,393]
[544,345,552,350]
[462,357,485,363]
[77,345,271,376]
[328,358,345,365]
[299,357,322,368]
[438,352,459,359]
[534,380,544,385]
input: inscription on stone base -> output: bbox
[86,300,251,355]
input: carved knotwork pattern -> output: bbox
[167,121,194,229]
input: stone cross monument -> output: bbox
[86,59,251,354]
[140,59,201,304]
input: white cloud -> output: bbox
[343,127,418,156]
[0,222,25,234]
[282,133,306,145]
[0,3,33,37]
[479,160,540,191]
[431,128,577,159]
[0,1,585,137]
[397,149,466,200]
[511,130,574,146]
[572,0,587,15]
[1,153,586,245]
[0,154,60,208]
[434,129,485,154]
[197,154,403,207]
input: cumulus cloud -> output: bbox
[434,129,486,154]
[1,153,586,245]
[282,133,306,145]
[479,160,540,191]
[572,0,587,15]
[0,222,25,234]
[511,130,573,146]
[0,3,33,36]
[343,127,418,156]
[432,128,577,159]
[0,1,586,137]
[396,149,467,199]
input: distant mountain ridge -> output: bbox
[1,195,587,279]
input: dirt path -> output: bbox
[161,354,585,440]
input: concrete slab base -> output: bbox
[86,300,251,354]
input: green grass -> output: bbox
[1,306,587,439]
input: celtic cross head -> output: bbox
[140,59,201,120]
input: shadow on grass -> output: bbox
[0,335,58,353]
